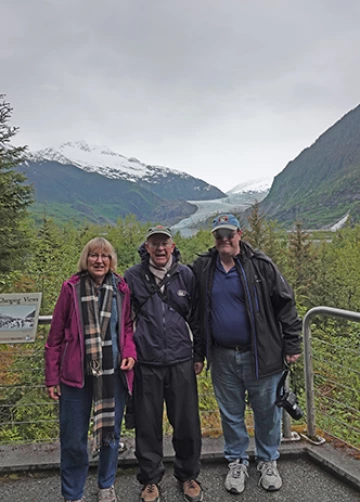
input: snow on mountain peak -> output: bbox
[62,140,92,152]
[57,141,129,162]
[227,177,273,195]
[30,141,191,183]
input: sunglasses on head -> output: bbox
[213,228,236,240]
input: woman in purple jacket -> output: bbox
[45,237,137,502]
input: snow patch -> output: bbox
[329,212,350,231]
[30,141,190,182]
[227,177,273,194]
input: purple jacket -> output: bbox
[45,272,137,392]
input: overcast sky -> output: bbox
[2,1,360,192]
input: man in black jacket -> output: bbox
[124,226,204,502]
[191,214,302,495]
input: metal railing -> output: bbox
[302,306,360,448]
[0,316,223,444]
[1,308,359,451]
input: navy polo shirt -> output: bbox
[211,256,251,347]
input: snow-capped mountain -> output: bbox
[31,140,185,182]
[227,177,273,195]
[30,141,225,201]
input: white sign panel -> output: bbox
[0,293,42,344]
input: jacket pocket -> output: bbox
[60,337,82,385]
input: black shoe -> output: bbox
[140,484,160,502]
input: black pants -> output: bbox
[133,360,202,485]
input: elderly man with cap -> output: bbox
[124,226,204,502]
[191,214,302,495]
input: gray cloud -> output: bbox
[2,0,360,191]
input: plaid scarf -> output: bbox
[80,271,115,452]
[148,257,173,292]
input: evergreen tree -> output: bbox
[33,217,76,311]
[245,201,267,249]
[108,215,147,274]
[287,220,317,304]
[263,219,288,271]
[327,224,360,311]
[0,95,33,274]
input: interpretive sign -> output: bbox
[0,293,42,343]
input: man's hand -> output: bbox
[285,354,301,364]
[47,385,61,401]
[194,362,204,375]
[120,357,136,371]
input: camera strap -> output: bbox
[291,365,299,395]
[276,366,298,400]
[276,370,289,400]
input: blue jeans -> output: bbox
[59,372,127,500]
[211,347,282,463]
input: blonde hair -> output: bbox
[77,237,117,272]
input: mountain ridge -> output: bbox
[29,141,225,201]
[20,160,197,226]
[260,104,360,228]
[21,140,231,226]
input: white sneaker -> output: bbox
[98,485,117,502]
[224,459,249,494]
[257,460,282,491]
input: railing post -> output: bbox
[302,306,360,444]
[303,310,316,439]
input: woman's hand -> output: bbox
[47,385,61,401]
[120,357,136,371]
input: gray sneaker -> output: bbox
[99,485,117,502]
[224,459,249,494]
[257,460,282,491]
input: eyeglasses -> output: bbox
[147,241,173,249]
[88,253,111,260]
[213,229,236,240]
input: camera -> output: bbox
[276,369,304,420]
[276,390,303,420]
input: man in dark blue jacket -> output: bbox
[191,214,302,495]
[124,226,204,502]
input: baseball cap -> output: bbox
[212,214,240,232]
[146,225,172,240]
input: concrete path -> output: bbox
[1,437,359,501]
[1,456,360,502]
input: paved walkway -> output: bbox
[0,437,359,501]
